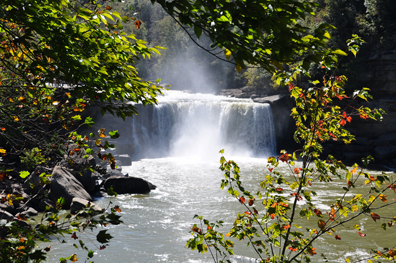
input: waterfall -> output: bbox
[127,91,276,159]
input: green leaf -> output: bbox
[332,49,348,56]
[19,171,30,179]
[194,25,202,38]
[97,230,113,244]
[109,130,120,139]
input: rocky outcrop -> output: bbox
[103,176,156,194]
[50,165,92,209]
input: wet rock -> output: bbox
[37,198,54,212]
[103,176,155,194]
[50,165,92,209]
[0,209,14,220]
[18,207,38,218]
[70,197,103,214]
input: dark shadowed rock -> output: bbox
[375,146,396,161]
[0,209,13,220]
[61,144,97,194]
[50,165,92,209]
[37,198,54,212]
[70,197,103,214]
[23,166,53,194]
[103,176,155,194]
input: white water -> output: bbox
[44,91,396,262]
[129,91,276,159]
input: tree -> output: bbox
[187,47,391,262]
[152,0,349,73]
[155,1,395,262]
[0,0,163,261]
[0,0,163,166]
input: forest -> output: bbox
[0,0,396,262]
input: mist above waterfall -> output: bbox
[128,91,276,160]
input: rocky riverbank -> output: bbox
[0,144,156,229]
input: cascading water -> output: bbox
[45,91,391,263]
[129,91,276,159]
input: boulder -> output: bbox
[61,144,97,193]
[103,176,155,194]
[50,165,92,209]
[0,209,14,220]
[17,207,38,218]
[70,197,103,214]
[23,166,53,194]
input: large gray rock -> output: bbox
[50,165,92,209]
[70,197,103,214]
[103,176,155,194]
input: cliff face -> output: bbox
[220,51,396,169]
[327,50,396,168]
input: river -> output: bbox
[44,91,396,262]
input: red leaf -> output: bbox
[279,153,289,162]
[268,168,273,172]
[248,198,254,206]
[335,235,341,240]
[342,111,347,118]
[371,213,380,222]
[270,213,275,219]
[313,209,322,217]
[71,232,78,240]
[358,232,366,237]
[239,196,246,204]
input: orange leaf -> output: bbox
[135,20,142,29]
[270,213,275,219]
[379,194,387,202]
[71,232,78,240]
[335,235,341,240]
[239,196,245,204]
[268,168,273,172]
[73,148,80,152]
[105,6,112,10]
[114,205,121,212]
[318,219,326,230]
[313,209,322,217]
[70,254,77,262]
[248,198,254,206]
[358,232,366,237]
[308,247,317,256]
[329,207,336,221]
[339,119,346,126]
[0,127,5,131]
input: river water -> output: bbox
[44,92,396,262]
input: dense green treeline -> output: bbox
[107,0,396,93]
